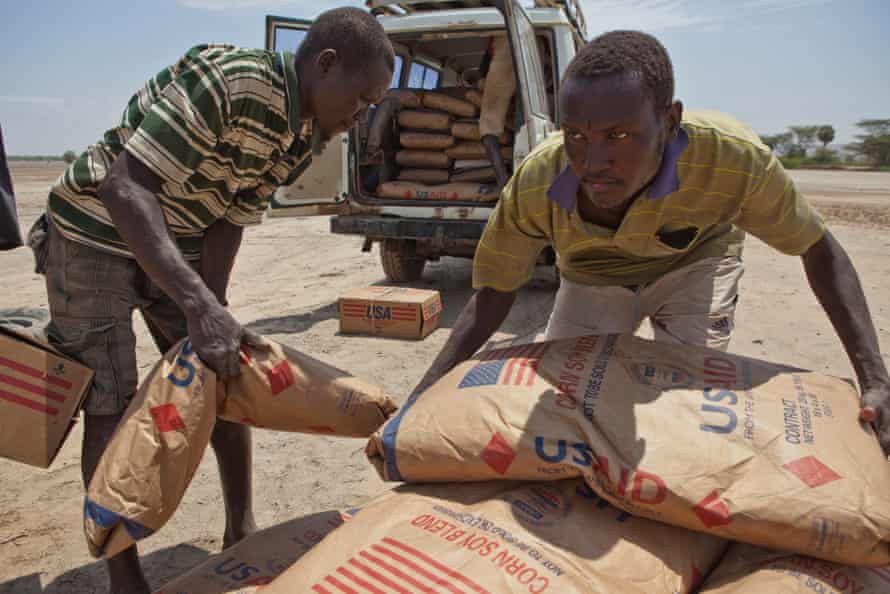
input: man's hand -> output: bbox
[860,383,890,455]
[186,299,267,380]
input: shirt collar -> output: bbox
[546,126,690,212]
[280,51,325,156]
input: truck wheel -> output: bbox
[380,239,426,282]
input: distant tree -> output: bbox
[62,150,77,164]
[789,126,820,156]
[846,119,890,167]
[817,125,835,149]
[760,132,793,155]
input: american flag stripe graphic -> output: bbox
[459,343,549,389]
[314,537,490,594]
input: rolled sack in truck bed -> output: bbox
[377,181,498,202]
[397,168,452,184]
[452,120,512,143]
[395,150,452,169]
[398,109,453,132]
[422,92,478,118]
[384,89,422,109]
[450,166,497,183]
[398,132,455,150]
[446,141,513,161]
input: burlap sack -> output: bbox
[398,109,452,132]
[422,92,478,117]
[258,479,727,594]
[465,88,483,108]
[86,339,396,559]
[452,120,512,143]
[154,511,346,594]
[385,89,422,109]
[395,150,452,169]
[399,131,455,150]
[398,168,451,184]
[451,166,497,183]
[377,181,498,202]
[446,141,513,160]
[367,334,890,565]
[698,543,890,594]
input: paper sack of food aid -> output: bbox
[367,334,890,565]
[86,338,396,558]
[258,479,726,594]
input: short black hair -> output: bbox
[296,7,394,73]
[565,30,674,109]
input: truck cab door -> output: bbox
[501,0,557,162]
[264,15,349,217]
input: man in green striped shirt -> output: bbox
[31,8,394,593]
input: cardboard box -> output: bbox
[0,327,92,467]
[339,286,442,339]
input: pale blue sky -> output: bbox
[1,0,887,155]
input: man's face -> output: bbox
[558,73,680,211]
[310,49,392,141]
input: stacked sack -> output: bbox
[377,87,511,202]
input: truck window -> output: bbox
[514,7,548,119]
[274,28,306,53]
[408,62,440,90]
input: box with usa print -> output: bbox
[338,286,442,340]
[257,480,727,594]
[367,334,890,566]
[697,542,890,594]
[0,325,92,468]
[154,510,347,594]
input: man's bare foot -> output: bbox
[223,515,257,550]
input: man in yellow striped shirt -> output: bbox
[413,31,890,454]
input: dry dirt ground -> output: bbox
[1,162,889,593]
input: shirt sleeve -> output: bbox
[124,50,228,186]
[223,152,313,226]
[472,161,552,292]
[734,153,825,255]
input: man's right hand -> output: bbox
[186,299,268,380]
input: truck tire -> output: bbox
[380,239,426,282]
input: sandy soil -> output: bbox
[1,162,889,593]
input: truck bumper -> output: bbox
[330,215,487,242]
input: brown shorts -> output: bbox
[39,222,191,416]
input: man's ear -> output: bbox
[315,48,340,78]
[666,100,684,139]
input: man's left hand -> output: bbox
[860,383,890,456]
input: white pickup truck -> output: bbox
[265,0,587,281]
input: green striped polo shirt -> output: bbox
[473,110,825,290]
[47,44,321,259]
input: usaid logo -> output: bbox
[505,483,572,527]
[627,360,693,389]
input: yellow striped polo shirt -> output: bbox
[473,110,825,291]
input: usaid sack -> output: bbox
[259,479,727,594]
[697,543,890,594]
[86,338,396,559]
[368,334,890,565]
[154,510,346,594]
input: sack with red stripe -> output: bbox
[86,338,396,558]
[258,479,727,594]
[154,510,348,594]
[697,543,890,594]
[367,334,890,565]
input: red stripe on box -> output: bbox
[312,586,332,594]
[0,373,66,403]
[358,550,438,594]
[336,567,387,594]
[371,542,466,594]
[0,356,73,390]
[0,388,59,415]
[383,537,490,593]
[348,558,412,594]
[324,575,357,594]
